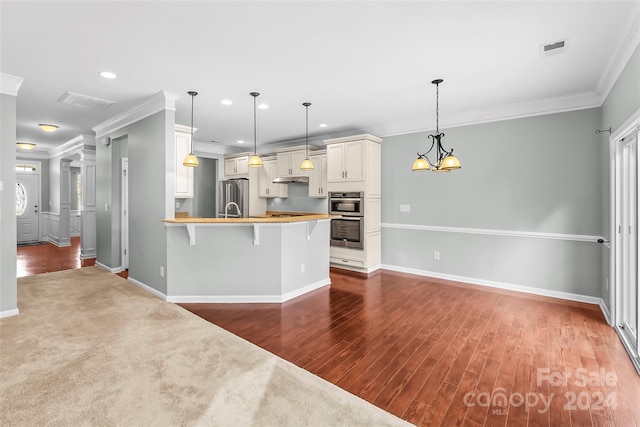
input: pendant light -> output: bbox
[300,102,314,171]
[248,92,263,168]
[183,91,199,167]
[412,79,461,172]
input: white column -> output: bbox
[81,150,97,259]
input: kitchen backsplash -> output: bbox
[267,183,328,213]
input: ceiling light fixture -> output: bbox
[412,79,461,172]
[258,103,269,110]
[16,142,36,150]
[38,124,58,133]
[248,92,263,168]
[221,99,232,105]
[300,102,314,171]
[182,91,199,168]
[99,71,117,79]
[237,140,245,144]
[319,123,327,128]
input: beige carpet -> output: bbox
[0,267,412,426]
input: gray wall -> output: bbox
[0,93,18,313]
[96,109,173,294]
[381,108,605,298]
[267,183,328,213]
[599,44,640,308]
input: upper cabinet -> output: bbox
[324,134,382,196]
[175,124,195,198]
[276,147,310,178]
[224,153,250,178]
[308,152,327,198]
[258,157,288,198]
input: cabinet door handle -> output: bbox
[345,170,348,179]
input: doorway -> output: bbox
[613,120,639,374]
[16,166,40,243]
[121,158,129,270]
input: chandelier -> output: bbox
[412,79,461,172]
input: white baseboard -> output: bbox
[48,239,71,248]
[380,264,602,306]
[167,278,331,304]
[330,263,381,274]
[95,261,123,273]
[0,308,20,319]
[600,300,613,325]
[127,277,168,301]
[281,278,331,302]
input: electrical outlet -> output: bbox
[433,251,440,260]
[301,263,305,273]
[160,266,165,277]
[400,204,411,213]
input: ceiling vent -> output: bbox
[57,91,115,109]
[540,38,568,58]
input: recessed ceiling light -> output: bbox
[258,103,269,110]
[237,140,245,144]
[16,142,36,150]
[221,99,233,105]
[99,71,117,79]
[319,123,328,128]
[38,124,59,132]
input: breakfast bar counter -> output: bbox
[163,213,331,303]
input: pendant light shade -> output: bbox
[183,91,199,168]
[300,102,314,171]
[412,79,461,173]
[249,92,263,168]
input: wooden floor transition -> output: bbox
[17,242,640,426]
[17,236,95,277]
[181,269,640,427]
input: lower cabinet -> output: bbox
[258,158,288,198]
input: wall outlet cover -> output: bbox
[400,204,411,213]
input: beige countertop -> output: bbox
[163,211,336,224]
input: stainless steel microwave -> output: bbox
[329,192,364,216]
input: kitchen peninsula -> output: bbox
[162,213,332,303]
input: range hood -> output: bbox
[272,176,309,184]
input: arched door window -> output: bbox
[16,182,27,216]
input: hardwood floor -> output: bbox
[181,269,640,427]
[16,237,94,277]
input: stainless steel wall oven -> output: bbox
[329,192,364,249]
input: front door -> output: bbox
[16,172,40,243]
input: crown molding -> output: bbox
[93,90,179,139]
[0,73,24,96]
[49,134,95,158]
[596,10,640,99]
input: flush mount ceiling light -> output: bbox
[300,102,314,171]
[38,124,58,133]
[412,79,461,172]
[258,103,269,110]
[248,92,263,168]
[16,142,36,150]
[99,71,117,79]
[237,140,245,144]
[182,91,199,168]
[319,123,327,128]
[221,99,232,105]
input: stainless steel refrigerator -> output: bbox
[217,178,249,218]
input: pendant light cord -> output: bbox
[305,104,309,158]
[253,95,257,155]
[190,93,194,153]
[435,82,439,134]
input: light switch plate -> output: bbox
[400,204,411,213]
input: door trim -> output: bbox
[121,158,129,270]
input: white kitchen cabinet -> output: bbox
[224,154,250,178]
[308,153,327,198]
[326,140,364,182]
[258,158,288,198]
[175,125,194,198]
[276,148,309,178]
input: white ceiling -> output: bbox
[2,1,639,156]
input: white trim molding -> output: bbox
[0,308,20,319]
[93,90,179,139]
[381,263,602,306]
[167,278,331,304]
[0,73,23,96]
[48,134,95,159]
[127,277,168,301]
[382,223,603,243]
[95,261,123,274]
